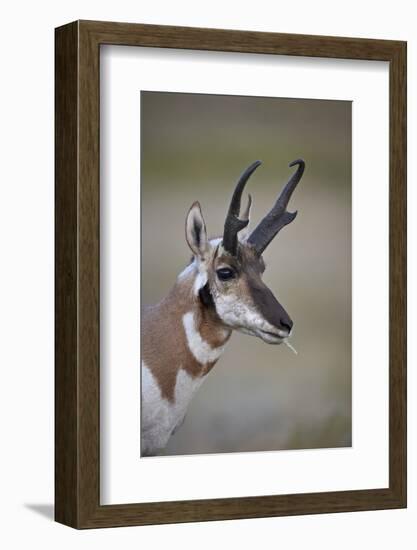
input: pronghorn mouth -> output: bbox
[258,330,297,353]
[258,329,286,344]
[261,330,282,339]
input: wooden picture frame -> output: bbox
[55,20,407,528]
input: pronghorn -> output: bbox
[141,159,305,456]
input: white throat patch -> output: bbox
[182,311,226,365]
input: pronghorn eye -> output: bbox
[216,267,235,281]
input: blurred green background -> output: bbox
[141,91,352,456]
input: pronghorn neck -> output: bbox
[140,265,231,455]
[142,261,231,405]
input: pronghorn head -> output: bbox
[185,159,305,345]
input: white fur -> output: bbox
[177,259,208,295]
[193,269,208,295]
[177,261,196,280]
[179,238,222,294]
[192,237,223,294]
[182,311,227,364]
[214,292,264,329]
[209,237,222,247]
[213,292,287,341]
[141,361,205,456]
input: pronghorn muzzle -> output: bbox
[247,277,293,338]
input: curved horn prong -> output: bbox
[222,161,261,255]
[241,193,252,222]
[247,159,305,255]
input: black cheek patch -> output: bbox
[199,282,215,309]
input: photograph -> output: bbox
[140,91,352,457]
[0,0,409,539]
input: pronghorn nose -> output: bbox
[279,317,293,333]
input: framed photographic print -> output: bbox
[55,20,406,528]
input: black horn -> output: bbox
[247,159,305,255]
[222,160,262,255]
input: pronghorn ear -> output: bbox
[185,202,209,259]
